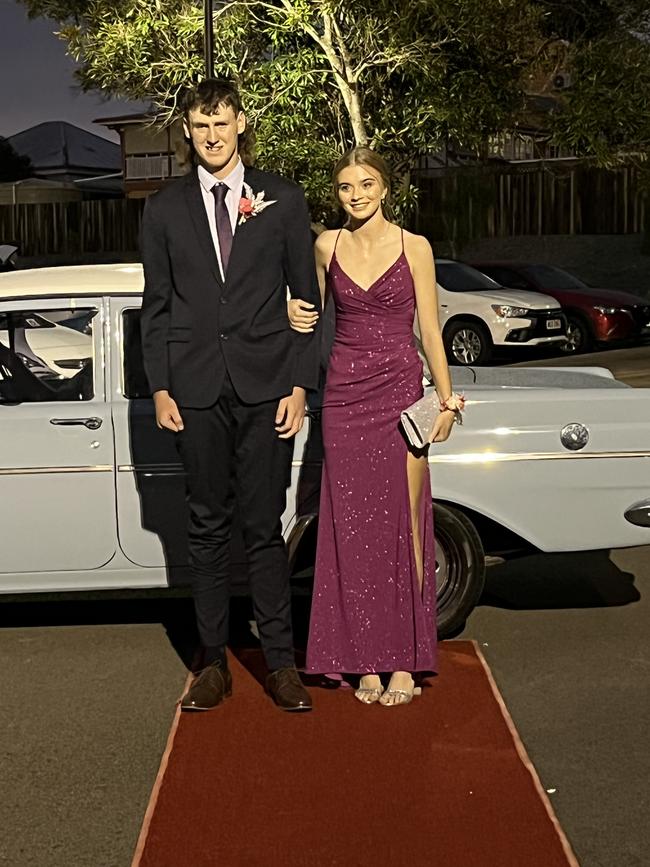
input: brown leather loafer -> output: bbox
[181,662,232,711]
[266,667,312,712]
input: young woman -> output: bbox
[289,147,461,706]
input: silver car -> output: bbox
[1,265,649,635]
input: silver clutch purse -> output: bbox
[400,391,464,449]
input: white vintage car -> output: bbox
[1,265,649,636]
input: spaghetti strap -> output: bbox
[329,229,344,270]
[400,227,405,253]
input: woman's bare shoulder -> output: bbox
[315,229,339,251]
[402,229,434,264]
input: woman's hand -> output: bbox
[288,298,319,333]
[429,410,457,443]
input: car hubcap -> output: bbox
[561,321,582,353]
[452,329,482,364]
[435,544,449,596]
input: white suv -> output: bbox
[435,260,568,365]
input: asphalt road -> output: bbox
[1,345,649,867]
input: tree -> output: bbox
[0,138,32,182]
[531,1,650,166]
[19,0,650,218]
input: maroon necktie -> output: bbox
[211,183,233,273]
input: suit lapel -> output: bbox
[227,167,261,282]
[183,169,224,288]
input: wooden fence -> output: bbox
[414,163,646,244]
[0,164,646,258]
[0,198,145,257]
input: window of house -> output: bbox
[0,308,96,403]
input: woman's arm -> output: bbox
[407,234,458,442]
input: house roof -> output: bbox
[7,121,121,173]
[95,111,160,129]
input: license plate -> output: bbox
[546,319,561,330]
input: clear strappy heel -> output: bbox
[379,674,421,706]
[354,675,384,705]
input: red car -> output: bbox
[471,262,650,354]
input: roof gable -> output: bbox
[7,122,120,172]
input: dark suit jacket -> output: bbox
[140,165,321,408]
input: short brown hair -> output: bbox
[179,78,254,165]
[332,146,392,207]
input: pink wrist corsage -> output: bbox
[439,392,466,424]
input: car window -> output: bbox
[122,309,151,399]
[435,262,502,292]
[520,265,588,290]
[479,266,530,290]
[0,308,96,403]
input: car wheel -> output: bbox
[560,314,592,354]
[444,320,493,365]
[434,503,486,637]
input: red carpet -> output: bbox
[133,641,578,867]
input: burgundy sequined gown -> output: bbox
[305,232,437,675]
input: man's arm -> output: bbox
[140,196,184,432]
[140,195,172,395]
[282,186,322,393]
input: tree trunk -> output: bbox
[340,83,368,146]
[319,11,369,147]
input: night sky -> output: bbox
[0,0,148,141]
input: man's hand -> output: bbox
[275,387,306,439]
[153,390,184,432]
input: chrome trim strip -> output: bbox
[118,463,184,473]
[0,465,113,476]
[117,460,323,473]
[428,450,650,465]
[115,452,650,474]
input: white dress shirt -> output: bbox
[198,160,246,280]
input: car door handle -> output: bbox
[50,417,103,430]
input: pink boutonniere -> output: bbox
[238,182,277,225]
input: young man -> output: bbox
[140,79,321,712]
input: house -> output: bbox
[94,113,188,198]
[7,121,122,198]
[0,177,81,205]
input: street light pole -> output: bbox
[204,0,214,78]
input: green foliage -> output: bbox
[19,0,650,220]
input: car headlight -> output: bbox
[491,305,529,318]
[593,305,624,314]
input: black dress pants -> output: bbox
[176,375,295,671]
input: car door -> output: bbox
[109,297,311,584]
[0,297,117,575]
[110,298,189,578]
